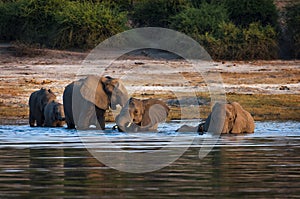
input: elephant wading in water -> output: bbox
[115,97,170,132]
[44,101,65,127]
[63,75,128,129]
[29,88,56,127]
[177,102,255,134]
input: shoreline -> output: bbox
[0,47,299,124]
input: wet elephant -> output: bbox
[29,88,56,127]
[177,102,255,134]
[205,102,255,134]
[116,97,170,132]
[63,75,128,129]
[44,101,65,127]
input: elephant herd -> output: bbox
[29,75,255,134]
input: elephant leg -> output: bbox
[36,112,44,127]
[65,114,75,129]
[36,120,43,127]
[95,106,105,130]
[29,111,35,127]
[67,122,75,129]
[77,101,94,129]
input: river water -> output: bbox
[0,121,299,198]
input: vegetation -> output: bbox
[0,0,299,59]
[131,0,187,27]
[0,0,128,49]
[198,22,278,60]
[286,3,300,59]
[223,0,278,28]
[170,2,229,35]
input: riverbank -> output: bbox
[0,46,299,124]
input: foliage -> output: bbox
[286,3,300,58]
[0,0,295,60]
[0,0,24,41]
[223,0,279,28]
[0,0,128,49]
[198,22,278,60]
[131,0,187,27]
[54,1,128,49]
[170,2,229,35]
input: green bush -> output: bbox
[187,0,223,8]
[54,1,128,49]
[223,0,278,28]
[286,3,300,58]
[131,0,187,27]
[198,22,278,60]
[18,0,64,46]
[170,2,229,35]
[0,0,24,41]
[0,0,128,49]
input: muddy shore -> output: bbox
[0,46,299,124]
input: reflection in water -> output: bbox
[0,121,299,198]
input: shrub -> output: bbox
[242,23,278,60]
[187,0,223,8]
[223,0,279,28]
[54,1,128,49]
[198,22,278,60]
[131,0,187,27]
[0,0,24,41]
[170,2,229,35]
[17,0,64,47]
[0,0,128,49]
[286,3,300,58]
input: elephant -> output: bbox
[115,97,170,132]
[63,75,128,129]
[29,88,56,127]
[44,100,65,127]
[176,102,255,134]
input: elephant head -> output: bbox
[39,88,56,112]
[225,102,255,134]
[116,97,170,132]
[204,102,255,134]
[79,75,128,110]
[53,102,65,122]
[44,100,65,127]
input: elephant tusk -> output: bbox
[126,122,132,128]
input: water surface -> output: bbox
[0,121,299,198]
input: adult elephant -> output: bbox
[29,88,56,127]
[177,102,255,134]
[63,75,128,129]
[115,97,170,132]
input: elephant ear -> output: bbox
[231,102,248,133]
[80,76,109,110]
[141,99,169,127]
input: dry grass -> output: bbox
[226,93,300,121]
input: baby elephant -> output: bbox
[116,97,170,132]
[29,88,56,127]
[44,101,65,127]
[177,102,255,134]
